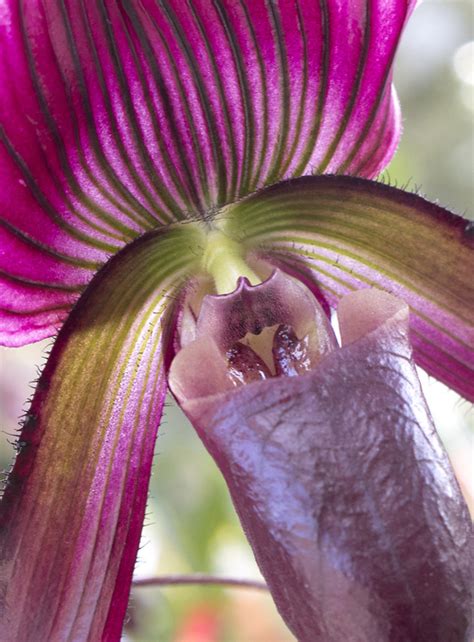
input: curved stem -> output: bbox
[132,574,268,591]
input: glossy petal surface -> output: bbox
[0,0,414,344]
[172,289,472,641]
[223,175,474,400]
[0,224,202,641]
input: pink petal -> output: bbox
[1,0,414,344]
[224,175,474,400]
[171,288,472,641]
[0,224,200,640]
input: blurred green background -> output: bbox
[1,2,473,641]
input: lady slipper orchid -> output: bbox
[0,1,472,641]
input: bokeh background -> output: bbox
[1,1,473,640]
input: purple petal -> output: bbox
[0,303,71,346]
[0,225,200,640]
[171,288,472,641]
[224,175,474,400]
[1,0,414,344]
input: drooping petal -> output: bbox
[222,175,474,400]
[0,223,203,641]
[170,288,472,641]
[1,0,414,344]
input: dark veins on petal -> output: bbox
[0,0,412,344]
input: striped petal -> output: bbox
[0,223,203,641]
[1,0,414,344]
[221,176,474,400]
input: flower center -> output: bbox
[170,269,338,401]
[201,229,261,294]
[226,323,314,385]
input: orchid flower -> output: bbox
[0,1,472,641]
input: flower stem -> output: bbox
[132,573,268,591]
